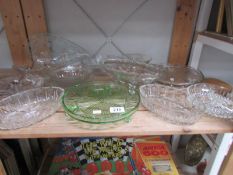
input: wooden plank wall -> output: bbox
[0,0,32,66]
[168,0,200,65]
[0,0,47,67]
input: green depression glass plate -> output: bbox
[62,82,140,123]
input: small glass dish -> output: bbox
[103,59,161,87]
[62,82,140,124]
[0,87,64,130]
[123,53,152,63]
[140,83,202,125]
[156,65,204,87]
[187,83,233,119]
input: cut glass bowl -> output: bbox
[140,83,202,125]
[187,83,233,119]
[103,59,161,86]
[0,87,64,130]
[156,65,204,87]
[62,82,140,124]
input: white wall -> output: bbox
[198,45,233,84]
[0,15,13,68]
[44,0,176,64]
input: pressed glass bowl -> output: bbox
[103,59,161,86]
[0,87,64,130]
[140,83,202,125]
[49,63,91,88]
[187,83,233,119]
[156,65,204,87]
[62,82,140,124]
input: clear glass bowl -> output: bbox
[62,82,140,124]
[140,83,202,125]
[187,83,233,119]
[156,65,204,87]
[0,87,64,130]
[103,59,161,86]
[29,33,89,71]
[49,62,91,88]
[123,53,152,63]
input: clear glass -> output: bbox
[0,87,64,130]
[62,82,140,124]
[140,83,202,125]
[187,83,233,119]
[29,33,89,71]
[123,53,152,63]
[156,65,204,87]
[103,59,161,87]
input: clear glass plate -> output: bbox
[103,59,161,86]
[156,65,204,87]
[187,83,233,119]
[0,87,64,130]
[140,83,202,125]
[62,82,140,124]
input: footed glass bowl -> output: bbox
[187,83,233,119]
[103,59,161,87]
[62,82,140,124]
[0,87,64,130]
[140,83,202,125]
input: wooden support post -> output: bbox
[219,143,233,175]
[0,0,32,66]
[20,0,47,36]
[168,0,200,65]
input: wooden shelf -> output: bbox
[0,106,232,139]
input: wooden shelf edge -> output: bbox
[0,111,232,139]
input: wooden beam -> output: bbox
[20,0,47,36]
[0,0,32,66]
[219,143,233,175]
[168,0,200,65]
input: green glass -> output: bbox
[62,82,140,124]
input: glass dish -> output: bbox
[123,53,152,63]
[49,62,91,88]
[29,33,89,71]
[140,83,202,125]
[62,82,140,124]
[103,59,161,87]
[156,65,204,87]
[187,83,233,119]
[0,87,64,130]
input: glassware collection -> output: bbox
[0,33,232,130]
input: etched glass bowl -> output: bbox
[103,59,161,87]
[0,87,64,130]
[140,83,202,125]
[62,82,140,124]
[187,83,233,119]
[156,65,204,87]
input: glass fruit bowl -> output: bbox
[103,59,161,87]
[187,83,233,119]
[29,33,89,71]
[0,87,64,130]
[140,83,202,125]
[49,62,91,88]
[156,65,204,87]
[62,82,140,124]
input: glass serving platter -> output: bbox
[187,83,233,119]
[156,65,204,87]
[103,59,161,87]
[0,87,64,130]
[140,83,202,125]
[62,82,140,124]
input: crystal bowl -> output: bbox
[156,65,204,87]
[0,87,64,130]
[103,59,161,86]
[62,82,140,124]
[49,63,91,88]
[187,83,233,119]
[140,83,202,125]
